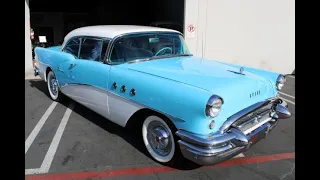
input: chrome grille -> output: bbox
[231,103,272,128]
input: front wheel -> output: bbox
[142,115,184,165]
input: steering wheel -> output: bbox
[154,47,173,56]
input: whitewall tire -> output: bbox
[47,71,60,101]
[142,115,176,163]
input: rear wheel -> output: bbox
[142,115,184,165]
[47,71,64,101]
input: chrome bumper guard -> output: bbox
[176,98,291,166]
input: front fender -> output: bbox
[109,65,215,135]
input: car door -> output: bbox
[61,36,112,119]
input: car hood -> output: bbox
[125,56,277,112]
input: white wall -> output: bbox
[25,1,33,72]
[184,0,295,74]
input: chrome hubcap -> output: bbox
[49,74,58,96]
[147,121,172,156]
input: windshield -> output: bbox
[109,33,191,63]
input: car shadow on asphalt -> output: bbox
[28,80,201,170]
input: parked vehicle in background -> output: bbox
[33,25,291,166]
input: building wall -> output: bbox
[184,0,295,74]
[25,0,33,72]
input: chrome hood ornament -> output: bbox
[239,67,244,74]
[227,67,245,75]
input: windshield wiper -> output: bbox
[127,58,150,64]
[126,54,193,64]
[149,53,193,60]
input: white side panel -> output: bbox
[61,84,143,127]
[61,85,109,119]
[107,91,144,127]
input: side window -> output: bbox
[63,37,80,57]
[79,38,101,61]
[79,38,110,62]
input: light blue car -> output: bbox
[34,25,291,166]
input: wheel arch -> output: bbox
[125,108,178,132]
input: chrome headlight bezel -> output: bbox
[276,74,286,90]
[206,95,224,118]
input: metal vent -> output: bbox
[250,90,261,98]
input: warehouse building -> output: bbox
[25,0,294,75]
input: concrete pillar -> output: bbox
[25,0,33,73]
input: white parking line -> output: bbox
[287,75,295,79]
[279,92,295,99]
[25,168,41,175]
[233,153,245,158]
[280,96,295,105]
[39,102,74,173]
[25,102,58,154]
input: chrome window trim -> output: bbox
[102,31,184,65]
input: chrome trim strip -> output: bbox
[60,83,185,123]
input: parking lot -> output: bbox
[25,75,295,180]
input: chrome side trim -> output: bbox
[60,83,185,124]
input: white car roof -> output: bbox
[64,25,181,40]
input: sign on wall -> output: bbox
[186,24,196,38]
[39,36,47,43]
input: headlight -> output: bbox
[276,74,286,90]
[206,95,223,118]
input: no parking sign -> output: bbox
[186,24,196,38]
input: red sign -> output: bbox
[30,28,34,40]
[187,24,195,33]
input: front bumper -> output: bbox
[176,98,290,166]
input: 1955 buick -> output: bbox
[33,25,291,166]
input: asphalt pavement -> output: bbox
[25,75,295,180]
